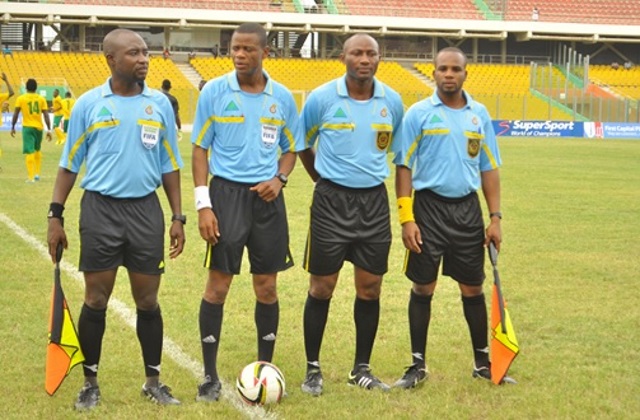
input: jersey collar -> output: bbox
[337,74,385,99]
[227,70,274,95]
[430,89,474,109]
[101,78,152,97]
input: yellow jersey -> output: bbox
[15,92,48,130]
[62,97,75,119]
[52,95,64,116]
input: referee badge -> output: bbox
[140,123,160,149]
[376,131,391,151]
[467,137,480,158]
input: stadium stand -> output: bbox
[414,62,577,120]
[339,0,483,19]
[0,51,198,122]
[63,0,288,12]
[191,57,432,109]
[589,64,640,100]
[505,0,640,25]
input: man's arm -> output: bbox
[192,144,219,245]
[481,168,502,250]
[47,168,78,263]
[298,148,319,182]
[396,165,422,254]
[10,107,20,137]
[42,109,52,141]
[1,73,14,98]
[162,170,185,259]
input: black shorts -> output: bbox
[204,177,293,275]
[404,189,485,286]
[79,190,165,275]
[303,179,391,276]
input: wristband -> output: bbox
[48,202,65,220]
[195,185,212,210]
[397,196,415,225]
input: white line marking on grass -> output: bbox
[0,212,275,419]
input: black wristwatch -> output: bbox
[276,173,288,187]
[171,214,187,224]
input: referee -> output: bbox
[47,29,185,410]
[191,22,304,402]
[298,33,404,396]
[392,47,514,388]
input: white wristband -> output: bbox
[194,185,212,210]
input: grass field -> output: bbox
[0,132,639,419]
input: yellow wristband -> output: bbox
[397,196,415,225]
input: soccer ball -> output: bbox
[236,361,286,406]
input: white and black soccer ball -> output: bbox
[236,361,286,406]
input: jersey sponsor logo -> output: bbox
[380,107,387,117]
[333,107,347,118]
[145,105,153,115]
[429,114,443,124]
[225,101,239,111]
[376,131,391,151]
[269,103,277,114]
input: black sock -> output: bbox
[255,300,279,362]
[136,306,163,378]
[462,294,489,367]
[353,297,380,368]
[78,304,106,379]
[199,299,223,382]
[303,293,331,369]
[408,291,432,367]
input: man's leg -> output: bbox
[253,273,278,362]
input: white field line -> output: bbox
[0,212,275,419]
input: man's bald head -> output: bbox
[103,29,144,58]
[343,33,378,54]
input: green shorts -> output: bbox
[22,127,43,154]
[53,115,63,127]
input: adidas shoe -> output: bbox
[472,363,517,384]
[301,368,323,397]
[347,364,390,392]
[141,382,181,405]
[394,364,428,389]
[74,382,101,411]
[196,376,222,402]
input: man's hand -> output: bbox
[484,219,502,251]
[47,218,68,264]
[198,208,220,245]
[168,221,185,259]
[402,221,423,254]
[45,131,52,142]
[249,178,283,202]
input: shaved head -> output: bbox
[104,29,144,58]
[343,33,378,54]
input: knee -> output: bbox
[356,282,381,300]
[254,275,277,304]
[309,279,335,300]
[134,294,159,311]
[84,290,110,310]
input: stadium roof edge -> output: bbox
[2,2,640,43]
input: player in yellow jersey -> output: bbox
[51,88,66,144]
[61,91,75,140]
[0,72,15,105]
[11,78,52,182]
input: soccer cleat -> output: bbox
[347,364,390,391]
[141,382,181,405]
[301,368,323,397]
[472,363,517,384]
[196,376,222,402]
[74,382,101,411]
[25,179,35,183]
[394,364,428,389]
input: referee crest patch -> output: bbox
[467,137,480,157]
[376,131,391,151]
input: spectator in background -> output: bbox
[198,79,207,91]
[623,61,632,70]
[3,45,12,56]
[163,47,170,60]
[161,79,182,140]
[611,61,620,70]
[211,44,219,58]
[188,50,197,62]
[532,6,539,21]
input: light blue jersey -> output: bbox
[302,75,404,188]
[192,70,304,183]
[59,78,182,199]
[393,91,501,198]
